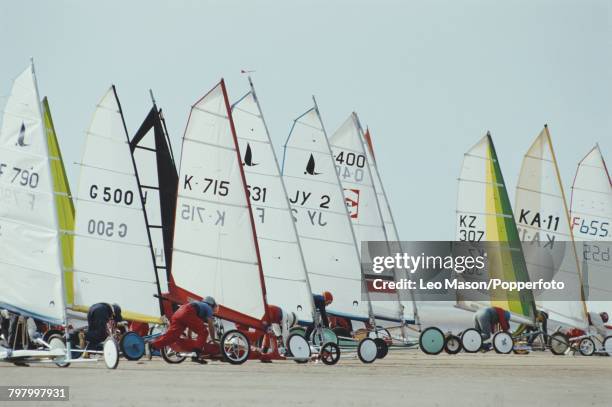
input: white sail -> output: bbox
[282,104,370,321]
[232,81,315,323]
[130,105,178,294]
[0,64,65,325]
[329,113,404,324]
[514,127,588,330]
[455,134,535,325]
[570,145,612,314]
[171,80,266,319]
[72,86,160,323]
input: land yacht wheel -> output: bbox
[419,327,445,355]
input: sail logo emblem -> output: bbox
[345,188,360,218]
[242,143,258,166]
[304,154,321,175]
[15,123,28,147]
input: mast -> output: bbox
[112,85,164,317]
[246,76,318,320]
[351,113,407,332]
[360,127,421,329]
[31,59,69,328]
[543,125,589,321]
[312,96,376,327]
[221,79,271,325]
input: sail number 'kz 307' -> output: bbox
[457,215,485,242]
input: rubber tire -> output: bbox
[103,339,120,369]
[374,337,388,359]
[287,333,311,363]
[160,346,187,364]
[43,329,64,344]
[603,336,612,356]
[492,331,513,354]
[48,334,70,368]
[444,334,462,355]
[549,332,569,355]
[461,329,482,353]
[320,342,340,365]
[419,327,445,355]
[578,337,595,356]
[221,330,250,365]
[357,338,378,364]
[120,332,145,361]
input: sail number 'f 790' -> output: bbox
[0,163,39,189]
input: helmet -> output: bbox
[504,310,511,323]
[203,296,217,308]
[601,312,609,323]
[111,303,123,322]
[322,291,333,305]
[287,311,298,328]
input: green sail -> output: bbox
[43,98,75,305]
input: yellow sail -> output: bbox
[43,98,75,306]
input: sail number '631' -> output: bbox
[0,163,39,189]
[89,184,134,205]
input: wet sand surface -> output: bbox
[1,350,610,407]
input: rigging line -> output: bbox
[299,234,356,246]
[72,197,143,211]
[192,105,229,120]
[84,130,130,146]
[458,177,505,188]
[74,161,137,178]
[172,247,259,266]
[516,185,564,199]
[71,231,153,248]
[176,193,249,209]
[182,136,235,152]
[455,209,513,218]
[283,143,330,156]
[71,268,158,285]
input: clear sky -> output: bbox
[1,0,610,240]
